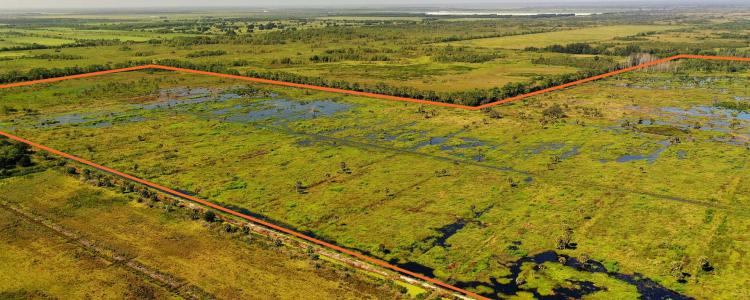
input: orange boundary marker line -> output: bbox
[2,54,748,110]
[1,54,748,299]
[476,54,682,109]
[477,54,750,109]
[0,65,154,89]
[148,64,478,110]
[0,129,488,300]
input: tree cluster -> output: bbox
[0,138,32,169]
[186,50,227,58]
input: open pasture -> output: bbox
[0,32,75,48]
[449,25,681,49]
[2,62,749,298]
[0,169,410,299]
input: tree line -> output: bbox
[309,47,392,63]
[30,53,83,60]
[0,138,32,170]
[0,60,150,84]
[530,55,616,69]
[0,55,674,107]
[525,42,645,56]
[427,46,505,63]
[186,50,227,58]
[526,41,750,59]
[0,137,35,178]
[681,56,750,72]
[0,39,124,52]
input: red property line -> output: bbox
[478,54,750,109]
[2,54,748,110]
[0,130,487,300]
[0,54,748,299]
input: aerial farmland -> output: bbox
[1,1,749,299]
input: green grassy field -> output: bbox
[2,9,750,299]
[2,12,746,106]
[0,169,412,299]
[448,25,681,49]
[0,15,702,101]
[0,27,203,49]
[0,42,583,94]
[10,27,201,41]
[280,51,580,91]
[0,208,175,299]
[1,61,748,298]
[0,34,75,48]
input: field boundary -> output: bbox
[0,131,485,300]
[0,199,212,299]
[1,54,749,110]
[1,53,749,300]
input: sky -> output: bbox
[2,0,740,10]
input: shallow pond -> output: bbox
[528,142,566,155]
[453,251,692,299]
[39,112,146,129]
[661,106,750,122]
[214,98,351,123]
[140,92,242,110]
[615,140,671,163]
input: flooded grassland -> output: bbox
[1,66,748,299]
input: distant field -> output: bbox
[0,170,411,299]
[0,27,201,43]
[449,25,681,49]
[0,34,75,47]
[318,16,425,21]
[3,15,731,106]
[0,43,582,93]
[33,27,202,40]
[277,52,579,92]
[3,10,750,299]
[0,52,26,58]
[0,209,173,299]
[0,16,617,105]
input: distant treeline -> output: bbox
[151,59,621,106]
[0,58,620,106]
[525,42,644,56]
[427,46,505,63]
[531,55,617,70]
[0,61,149,84]
[154,24,560,46]
[525,42,750,59]
[3,53,745,107]
[425,13,578,20]
[433,29,552,43]
[0,58,600,106]
[681,58,750,72]
[186,50,227,58]
[309,47,392,63]
[0,39,123,52]
[31,53,83,60]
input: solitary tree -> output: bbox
[203,210,216,222]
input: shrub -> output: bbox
[482,108,503,119]
[542,104,566,120]
[0,139,32,169]
[186,50,227,58]
[203,210,216,222]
